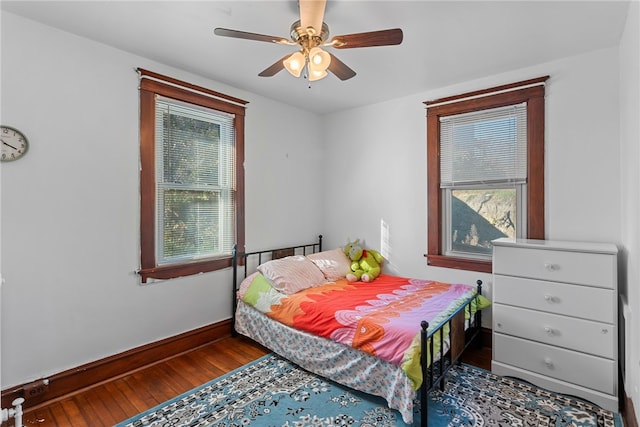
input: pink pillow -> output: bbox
[257,255,326,294]
[307,248,352,281]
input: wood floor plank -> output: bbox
[57,400,90,427]
[73,392,114,426]
[112,379,154,414]
[12,335,491,427]
[102,382,139,418]
[128,370,172,405]
[158,362,201,396]
[85,387,126,425]
[205,343,257,372]
[165,357,209,390]
[24,406,56,427]
[182,349,228,381]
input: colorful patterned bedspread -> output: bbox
[241,273,486,388]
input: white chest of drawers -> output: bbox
[491,238,619,411]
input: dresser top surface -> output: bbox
[492,238,618,254]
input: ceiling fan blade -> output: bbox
[328,53,356,81]
[299,0,326,36]
[258,54,291,77]
[214,28,291,44]
[330,28,403,49]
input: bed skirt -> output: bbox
[235,301,418,424]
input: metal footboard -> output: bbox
[420,280,483,425]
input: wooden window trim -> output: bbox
[424,77,548,273]
[137,69,247,283]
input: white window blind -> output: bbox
[440,103,527,188]
[155,96,236,264]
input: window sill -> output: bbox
[138,257,232,283]
[424,254,492,273]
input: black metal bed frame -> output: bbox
[231,235,483,426]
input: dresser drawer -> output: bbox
[493,334,615,394]
[493,275,615,323]
[493,304,615,358]
[493,245,615,289]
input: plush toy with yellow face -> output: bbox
[344,239,384,282]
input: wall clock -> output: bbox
[1,126,29,162]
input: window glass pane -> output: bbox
[157,99,230,187]
[154,97,236,264]
[162,117,221,186]
[162,189,221,261]
[449,188,515,257]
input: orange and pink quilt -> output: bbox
[241,273,487,388]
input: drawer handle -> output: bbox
[544,263,560,271]
[544,294,556,303]
[544,326,555,336]
[601,328,609,334]
[543,357,554,369]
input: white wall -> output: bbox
[619,0,640,417]
[0,12,323,389]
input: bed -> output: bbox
[231,235,487,425]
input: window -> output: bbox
[425,77,548,273]
[138,69,247,283]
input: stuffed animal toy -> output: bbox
[344,239,384,282]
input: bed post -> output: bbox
[476,279,483,348]
[318,234,323,252]
[231,244,238,337]
[420,320,429,425]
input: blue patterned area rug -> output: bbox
[114,353,622,427]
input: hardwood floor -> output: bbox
[6,336,491,427]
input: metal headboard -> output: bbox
[231,235,323,333]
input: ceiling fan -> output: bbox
[214,0,403,82]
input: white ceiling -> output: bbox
[1,1,630,114]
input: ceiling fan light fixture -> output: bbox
[308,68,328,82]
[308,47,331,71]
[283,51,305,77]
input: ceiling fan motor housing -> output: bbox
[290,20,330,50]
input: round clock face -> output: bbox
[1,126,29,161]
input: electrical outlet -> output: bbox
[23,379,49,399]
